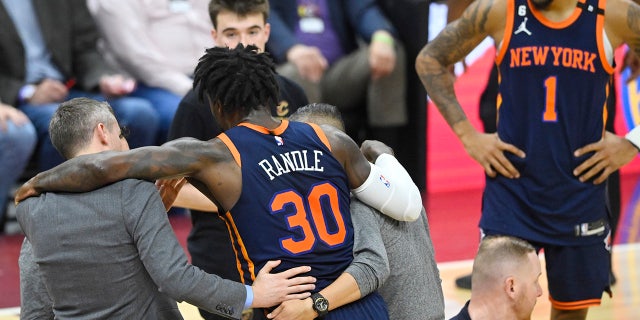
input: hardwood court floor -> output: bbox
[171,244,640,319]
[1,235,638,319]
[2,172,640,319]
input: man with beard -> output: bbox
[416,0,640,318]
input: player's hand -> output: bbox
[369,31,396,80]
[251,260,316,308]
[461,131,525,179]
[573,131,638,184]
[14,177,40,204]
[155,178,187,212]
[360,140,394,162]
[29,79,68,105]
[267,297,316,320]
[286,45,328,82]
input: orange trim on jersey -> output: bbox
[496,0,515,65]
[602,80,610,137]
[221,214,247,283]
[529,0,583,29]
[238,120,290,136]
[596,0,614,74]
[224,211,257,283]
[307,123,332,152]
[549,296,602,310]
[218,133,241,168]
[496,67,503,120]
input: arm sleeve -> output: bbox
[123,180,247,319]
[18,238,54,320]
[352,154,422,221]
[625,125,640,150]
[344,199,390,296]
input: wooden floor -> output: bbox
[2,171,639,319]
[1,242,638,320]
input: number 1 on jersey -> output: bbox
[543,76,557,122]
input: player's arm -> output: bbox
[416,0,492,131]
[573,0,640,184]
[156,178,219,212]
[14,138,224,202]
[415,0,524,178]
[266,272,360,320]
[267,199,391,320]
[342,200,390,297]
[324,125,422,221]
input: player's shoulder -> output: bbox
[604,0,637,49]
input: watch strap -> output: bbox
[310,292,329,318]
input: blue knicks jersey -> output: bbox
[218,120,353,290]
[482,0,612,245]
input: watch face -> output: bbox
[314,297,328,312]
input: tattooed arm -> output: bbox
[15,138,231,202]
[415,0,524,178]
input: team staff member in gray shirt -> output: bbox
[348,200,445,320]
[269,104,445,320]
[158,103,444,319]
[17,97,316,320]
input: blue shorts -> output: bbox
[483,230,611,310]
[326,291,388,320]
[543,241,611,310]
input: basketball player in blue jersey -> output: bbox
[417,0,640,319]
[15,45,423,319]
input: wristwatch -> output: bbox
[310,292,329,318]
[19,84,36,103]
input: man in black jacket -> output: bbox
[167,1,308,319]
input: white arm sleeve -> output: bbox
[625,126,640,150]
[352,154,422,221]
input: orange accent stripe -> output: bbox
[224,211,257,283]
[496,0,514,65]
[217,133,241,167]
[238,120,290,136]
[602,81,610,137]
[308,123,332,152]
[271,119,289,136]
[496,67,502,117]
[529,0,583,29]
[221,214,247,283]
[549,296,602,310]
[596,0,614,74]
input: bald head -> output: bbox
[289,103,345,132]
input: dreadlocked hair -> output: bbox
[193,44,279,117]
